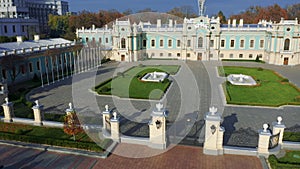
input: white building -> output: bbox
[0,0,69,37]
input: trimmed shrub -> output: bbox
[100,86,110,93]
[281,78,289,83]
[257,67,263,71]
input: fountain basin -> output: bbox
[227,74,257,86]
[141,71,168,82]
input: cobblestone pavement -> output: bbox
[0,144,263,169]
[28,60,300,147]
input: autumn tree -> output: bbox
[48,14,69,38]
[167,6,197,18]
[63,111,83,141]
[229,4,288,24]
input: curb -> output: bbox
[0,140,110,159]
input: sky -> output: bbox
[68,0,299,17]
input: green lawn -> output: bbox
[94,65,180,100]
[221,66,300,106]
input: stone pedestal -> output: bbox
[102,105,111,136]
[110,112,120,142]
[149,103,167,149]
[272,116,285,145]
[32,100,44,126]
[258,124,272,156]
[2,98,14,122]
[203,107,224,155]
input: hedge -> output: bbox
[0,132,103,152]
[269,155,300,169]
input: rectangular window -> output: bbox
[220,53,224,58]
[160,40,163,47]
[209,54,213,58]
[168,40,172,47]
[210,40,214,48]
[29,62,33,72]
[22,25,25,32]
[20,65,25,74]
[239,54,243,58]
[230,40,235,47]
[168,53,172,57]
[187,53,190,57]
[230,54,234,58]
[105,38,108,43]
[221,40,225,47]
[240,40,244,48]
[177,40,181,47]
[2,69,6,79]
[160,53,163,57]
[260,40,264,48]
[4,25,7,33]
[177,53,180,57]
[249,54,253,58]
[36,61,40,70]
[187,40,191,47]
[151,40,155,47]
[250,40,254,48]
[99,38,102,44]
[143,39,147,47]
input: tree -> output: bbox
[229,4,288,24]
[217,11,226,24]
[167,6,197,18]
[123,9,133,16]
[63,111,83,141]
[287,3,300,19]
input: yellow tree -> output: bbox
[63,111,83,141]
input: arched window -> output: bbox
[121,38,126,49]
[198,37,203,48]
[284,38,290,51]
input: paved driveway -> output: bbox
[0,144,263,169]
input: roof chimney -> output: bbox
[232,19,236,27]
[157,19,161,28]
[34,35,40,42]
[16,36,23,43]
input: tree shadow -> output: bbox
[221,113,238,145]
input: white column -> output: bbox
[102,105,111,137]
[32,100,44,126]
[110,112,120,142]
[148,103,167,149]
[258,124,272,156]
[203,107,224,155]
[2,97,14,122]
[272,116,286,145]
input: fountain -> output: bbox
[141,71,169,82]
[227,74,257,86]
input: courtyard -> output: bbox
[28,60,300,148]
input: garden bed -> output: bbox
[220,66,300,107]
[94,65,180,100]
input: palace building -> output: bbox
[76,1,300,66]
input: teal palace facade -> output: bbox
[77,15,300,65]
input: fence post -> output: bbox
[258,123,271,156]
[32,100,44,126]
[2,97,14,122]
[272,116,285,145]
[102,105,111,137]
[203,107,224,155]
[110,112,120,142]
[148,103,167,149]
